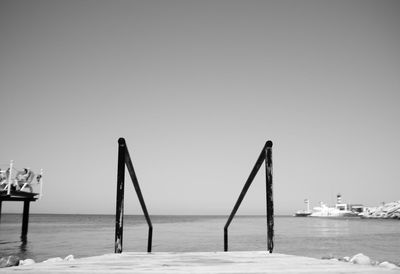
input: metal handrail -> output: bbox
[115,138,153,253]
[224,140,274,253]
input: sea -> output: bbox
[0,214,399,265]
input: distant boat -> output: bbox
[310,194,361,218]
[294,199,312,217]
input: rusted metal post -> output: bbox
[21,200,30,242]
[265,141,274,253]
[124,145,153,253]
[115,138,126,253]
[224,227,228,252]
[147,226,153,253]
[114,138,153,253]
[224,141,269,251]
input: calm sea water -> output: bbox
[0,214,399,265]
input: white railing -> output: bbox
[1,160,43,199]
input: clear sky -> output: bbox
[1,0,399,215]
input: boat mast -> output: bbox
[337,194,342,204]
[305,199,310,212]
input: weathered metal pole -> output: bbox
[21,200,30,242]
[265,140,274,253]
[124,145,153,253]
[147,226,153,253]
[115,138,126,253]
[224,142,269,252]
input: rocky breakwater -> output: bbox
[0,256,20,268]
[360,200,400,219]
[323,253,400,270]
[0,255,74,269]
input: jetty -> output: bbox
[0,161,43,241]
[2,251,396,273]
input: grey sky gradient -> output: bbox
[1,0,399,215]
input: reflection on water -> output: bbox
[306,218,351,237]
[19,241,27,253]
[0,239,32,261]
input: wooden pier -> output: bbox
[1,251,396,273]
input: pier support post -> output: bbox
[21,200,30,241]
[1,194,38,240]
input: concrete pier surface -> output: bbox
[1,251,397,273]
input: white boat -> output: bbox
[310,194,360,217]
[294,199,312,217]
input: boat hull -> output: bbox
[294,211,312,217]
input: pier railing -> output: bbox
[115,138,153,253]
[224,140,274,253]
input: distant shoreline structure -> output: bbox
[295,195,400,219]
[294,194,362,218]
[360,201,400,219]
